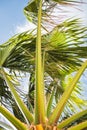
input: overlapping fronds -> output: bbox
[24,0,83,30]
[1,19,87,75]
[0,18,87,116]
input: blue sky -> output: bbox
[0,0,87,44]
[0,0,28,43]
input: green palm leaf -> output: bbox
[68,120,87,130]
[1,19,87,73]
[0,18,87,117]
[24,0,82,29]
[0,105,28,130]
[57,109,87,129]
[1,69,34,124]
[48,60,87,125]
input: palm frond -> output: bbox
[57,109,87,129]
[1,69,34,124]
[1,19,87,75]
[0,105,28,130]
[24,0,83,30]
[0,18,86,117]
[48,60,87,125]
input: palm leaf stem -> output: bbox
[35,0,46,124]
[0,105,28,130]
[47,87,55,118]
[57,109,87,129]
[1,68,34,125]
[68,120,87,130]
[48,60,87,125]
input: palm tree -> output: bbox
[0,3,87,115]
[0,0,87,130]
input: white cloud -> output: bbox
[15,20,48,35]
[15,20,36,34]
